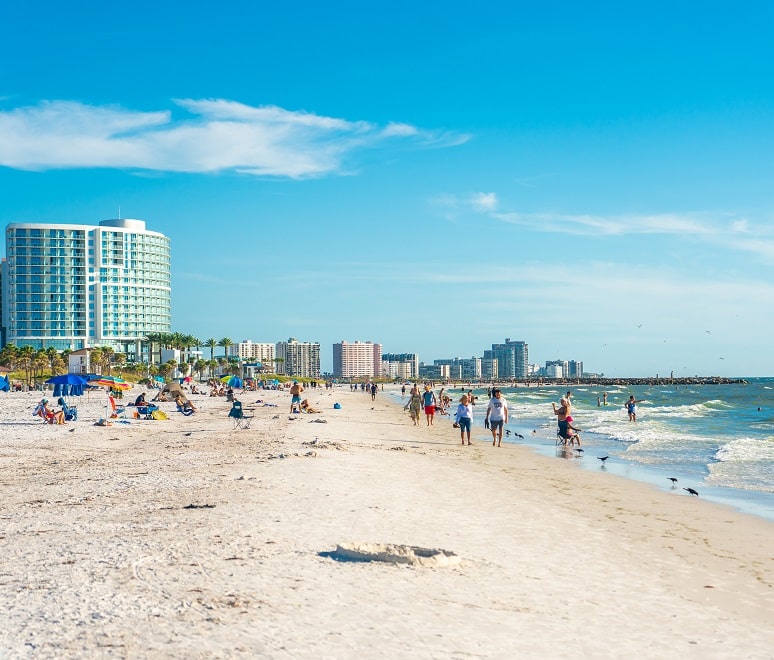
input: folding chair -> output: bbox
[228,400,252,429]
[108,395,126,418]
[57,397,78,421]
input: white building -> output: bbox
[382,352,420,380]
[275,338,321,379]
[333,340,383,379]
[2,219,171,357]
[229,340,276,366]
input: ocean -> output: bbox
[410,379,774,522]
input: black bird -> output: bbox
[684,487,699,497]
[668,477,678,486]
[598,456,609,464]
[516,433,524,439]
[574,447,584,453]
[184,432,192,436]
[505,429,511,436]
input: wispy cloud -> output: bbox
[0,99,469,178]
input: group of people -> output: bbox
[33,398,65,424]
[404,385,510,447]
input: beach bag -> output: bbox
[151,410,169,420]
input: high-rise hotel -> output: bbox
[1,219,171,357]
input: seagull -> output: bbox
[515,433,524,439]
[574,447,584,453]
[705,330,711,334]
[636,323,643,328]
[597,456,609,464]
[668,477,678,486]
[683,487,699,496]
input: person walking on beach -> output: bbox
[370,382,377,401]
[454,394,473,445]
[422,385,437,426]
[405,384,422,425]
[485,388,508,446]
[290,380,304,413]
[625,395,642,422]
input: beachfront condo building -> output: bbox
[333,340,383,379]
[230,340,276,366]
[1,219,171,357]
[381,352,419,380]
[275,338,321,379]
[434,357,482,381]
[484,338,529,380]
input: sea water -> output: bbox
[399,379,774,522]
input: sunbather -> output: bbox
[34,398,65,424]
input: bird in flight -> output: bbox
[683,487,699,496]
[705,330,711,334]
[597,456,609,464]
[636,323,643,328]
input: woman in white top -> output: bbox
[454,394,473,445]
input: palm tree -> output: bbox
[101,346,115,374]
[17,345,35,385]
[218,337,233,360]
[0,343,19,371]
[144,332,162,365]
[204,338,218,361]
[90,347,105,374]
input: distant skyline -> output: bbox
[2,2,774,376]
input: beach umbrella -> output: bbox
[221,375,242,388]
[46,374,89,399]
[90,375,132,390]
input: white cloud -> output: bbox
[470,192,498,213]
[0,98,467,178]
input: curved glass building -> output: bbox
[2,219,171,354]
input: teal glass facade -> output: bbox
[2,219,171,352]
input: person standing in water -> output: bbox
[625,395,643,422]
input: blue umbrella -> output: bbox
[46,374,88,400]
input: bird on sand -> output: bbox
[597,456,609,464]
[668,477,678,486]
[574,447,584,453]
[683,487,699,496]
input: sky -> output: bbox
[2,1,774,376]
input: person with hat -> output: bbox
[33,398,65,424]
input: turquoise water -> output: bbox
[401,379,774,522]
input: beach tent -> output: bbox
[0,375,9,392]
[160,381,185,398]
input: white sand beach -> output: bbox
[1,385,772,658]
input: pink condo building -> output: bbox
[333,340,383,379]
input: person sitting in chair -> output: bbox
[174,394,197,415]
[34,398,65,425]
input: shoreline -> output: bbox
[1,385,772,657]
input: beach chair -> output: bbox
[57,397,78,422]
[228,400,252,429]
[108,395,127,419]
[177,402,195,416]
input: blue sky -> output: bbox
[2,1,774,376]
